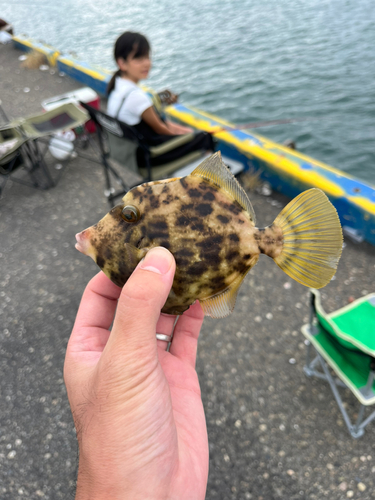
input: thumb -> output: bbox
[107,246,176,354]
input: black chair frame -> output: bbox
[79,102,153,206]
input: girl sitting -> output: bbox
[107,31,214,169]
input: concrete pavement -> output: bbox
[1,42,375,500]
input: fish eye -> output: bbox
[121,205,141,223]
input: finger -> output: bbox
[156,313,177,351]
[73,271,121,330]
[107,247,176,354]
[169,301,204,368]
[67,272,121,353]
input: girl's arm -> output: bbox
[141,107,193,135]
[141,107,174,135]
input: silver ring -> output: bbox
[156,333,172,342]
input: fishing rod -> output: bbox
[208,116,320,134]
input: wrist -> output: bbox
[75,457,170,500]
[75,457,126,500]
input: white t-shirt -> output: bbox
[107,77,153,125]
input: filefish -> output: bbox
[75,152,343,317]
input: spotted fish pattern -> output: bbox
[76,152,343,317]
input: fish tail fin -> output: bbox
[272,188,343,288]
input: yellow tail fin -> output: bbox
[273,188,343,288]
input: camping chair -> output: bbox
[0,102,88,197]
[79,102,210,207]
[0,121,54,194]
[301,289,375,438]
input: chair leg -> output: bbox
[32,140,55,188]
[304,340,315,376]
[352,405,366,437]
[101,155,131,207]
[0,154,19,199]
[75,133,130,207]
[304,344,375,438]
[23,141,55,189]
[105,161,128,192]
[102,155,115,203]
[354,407,375,436]
[317,354,365,437]
[0,151,42,195]
[304,345,346,387]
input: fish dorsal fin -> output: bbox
[199,261,257,318]
[191,151,256,224]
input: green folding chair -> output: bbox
[301,289,375,438]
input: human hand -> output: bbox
[64,247,208,500]
[166,120,195,135]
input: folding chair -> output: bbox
[301,289,375,438]
[0,102,88,197]
[0,121,54,194]
[79,102,208,207]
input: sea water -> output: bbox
[2,0,374,184]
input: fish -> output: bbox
[75,152,343,318]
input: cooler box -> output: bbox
[42,87,100,133]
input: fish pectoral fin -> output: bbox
[124,243,148,268]
[190,151,256,224]
[199,271,249,318]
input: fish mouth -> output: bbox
[75,231,91,255]
[75,241,84,253]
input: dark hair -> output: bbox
[107,31,151,95]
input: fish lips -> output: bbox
[75,230,94,258]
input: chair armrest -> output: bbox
[149,133,195,157]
